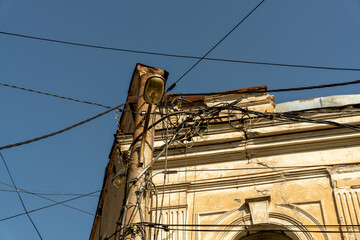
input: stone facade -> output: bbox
[90,83,360,240]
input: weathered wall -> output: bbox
[91,89,360,240]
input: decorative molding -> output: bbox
[333,188,360,240]
[277,204,329,240]
[245,196,271,224]
[150,206,187,240]
[202,210,316,240]
[156,168,329,193]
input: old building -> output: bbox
[90,64,360,240]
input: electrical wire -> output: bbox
[151,97,360,137]
[147,222,360,228]
[148,226,359,234]
[112,100,360,239]
[0,95,142,151]
[0,186,111,223]
[0,81,160,116]
[143,222,360,234]
[115,113,191,240]
[170,79,360,96]
[0,189,99,196]
[155,104,171,240]
[167,98,360,133]
[3,29,360,72]
[114,96,360,239]
[0,82,111,108]
[0,152,43,240]
[166,0,266,92]
[117,102,232,238]
[232,106,360,132]
[0,181,99,218]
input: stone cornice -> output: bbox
[156,167,329,193]
[151,128,360,168]
[117,112,360,153]
[116,111,360,169]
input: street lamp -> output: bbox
[113,75,166,187]
[115,65,168,240]
[143,76,166,105]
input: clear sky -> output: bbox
[0,0,360,239]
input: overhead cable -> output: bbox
[0,152,43,240]
[0,82,111,109]
[234,107,360,132]
[170,79,360,96]
[0,95,141,151]
[146,222,360,228]
[0,180,97,218]
[144,222,360,233]
[148,226,360,234]
[3,30,360,72]
[0,187,107,222]
[166,0,266,92]
[160,97,360,133]
[0,188,99,196]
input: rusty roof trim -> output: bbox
[166,85,268,103]
[217,85,267,94]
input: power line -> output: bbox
[0,187,107,223]
[0,152,43,240]
[0,189,99,196]
[0,181,120,226]
[2,31,360,73]
[169,79,360,96]
[236,107,360,132]
[0,82,111,109]
[147,222,359,228]
[2,78,360,112]
[0,180,99,218]
[143,222,360,234]
[192,103,360,132]
[0,95,141,151]
[149,227,359,234]
[0,81,157,114]
[166,0,266,92]
[202,57,360,71]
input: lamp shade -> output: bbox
[144,76,165,105]
[112,169,127,188]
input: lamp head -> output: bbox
[144,76,166,105]
[112,169,127,188]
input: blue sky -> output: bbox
[0,0,360,239]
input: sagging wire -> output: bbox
[154,99,170,240]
